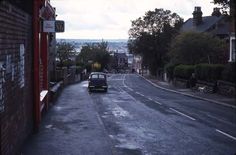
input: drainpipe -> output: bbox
[33,0,41,132]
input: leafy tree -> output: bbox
[56,41,76,67]
[76,41,111,72]
[169,32,228,65]
[128,8,183,75]
[212,0,235,16]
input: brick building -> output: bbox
[0,1,34,154]
[0,0,57,154]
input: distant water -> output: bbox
[57,39,128,43]
[57,39,128,53]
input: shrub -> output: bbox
[195,64,224,82]
[221,62,235,83]
[165,63,178,80]
[76,66,83,74]
[174,64,195,79]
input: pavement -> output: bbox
[139,74,236,109]
[21,82,113,155]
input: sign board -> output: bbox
[43,20,55,32]
[55,20,65,32]
[43,20,65,33]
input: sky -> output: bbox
[50,0,218,39]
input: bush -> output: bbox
[174,64,195,79]
[221,62,235,83]
[195,64,224,82]
[76,66,83,74]
[165,63,178,80]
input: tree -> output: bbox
[56,41,76,67]
[128,8,183,75]
[168,32,228,65]
[76,41,111,72]
[212,0,235,16]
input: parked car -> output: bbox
[88,72,108,92]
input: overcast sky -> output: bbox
[50,0,218,39]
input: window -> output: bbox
[91,74,99,79]
[98,74,105,79]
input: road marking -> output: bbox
[206,114,236,127]
[96,113,105,126]
[148,97,153,101]
[155,101,162,105]
[137,74,236,109]
[170,108,196,121]
[135,92,145,97]
[122,74,134,91]
[216,129,236,141]
[122,74,126,87]
[127,87,133,91]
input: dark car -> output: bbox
[88,72,108,92]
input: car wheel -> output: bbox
[104,88,107,92]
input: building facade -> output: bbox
[0,0,57,154]
[0,1,34,154]
[114,53,128,70]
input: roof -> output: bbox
[181,16,229,35]
[114,53,127,59]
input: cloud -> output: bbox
[51,0,216,39]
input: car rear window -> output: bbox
[91,74,105,79]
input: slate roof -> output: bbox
[114,53,127,59]
[181,16,229,35]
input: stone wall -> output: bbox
[217,80,235,97]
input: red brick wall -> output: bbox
[0,1,34,155]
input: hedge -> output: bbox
[221,62,235,83]
[172,63,235,83]
[195,64,224,82]
[174,64,195,79]
[165,63,178,80]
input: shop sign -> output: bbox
[43,20,55,32]
[55,20,65,32]
[43,20,65,33]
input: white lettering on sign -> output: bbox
[43,20,55,32]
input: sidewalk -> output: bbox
[140,74,236,109]
[21,82,113,155]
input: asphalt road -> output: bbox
[90,73,236,155]
[22,73,236,155]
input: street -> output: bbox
[22,74,236,155]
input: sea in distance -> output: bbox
[57,39,128,53]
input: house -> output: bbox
[113,53,128,70]
[181,7,230,38]
[181,7,235,62]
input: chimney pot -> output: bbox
[193,6,203,26]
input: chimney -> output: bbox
[192,6,203,26]
[211,7,221,17]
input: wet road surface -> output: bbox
[22,73,236,155]
[92,74,236,155]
